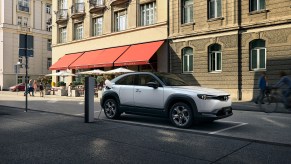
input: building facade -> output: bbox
[0,0,52,90]
[51,0,168,84]
[169,0,291,101]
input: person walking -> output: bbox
[33,80,38,96]
[39,82,44,97]
[28,79,34,96]
[273,71,291,108]
[255,71,267,104]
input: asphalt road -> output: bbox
[0,93,291,147]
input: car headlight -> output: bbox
[197,94,211,100]
[197,94,229,101]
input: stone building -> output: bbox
[50,0,168,84]
[0,0,52,90]
[169,0,291,100]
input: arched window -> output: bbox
[208,44,222,72]
[182,47,193,73]
[250,39,266,70]
[250,0,265,12]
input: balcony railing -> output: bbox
[55,9,68,23]
[89,0,105,13]
[18,5,30,12]
[71,3,85,18]
[109,0,129,6]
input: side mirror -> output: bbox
[105,79,112,89]
[147,82,158,89]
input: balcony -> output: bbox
[55,9,68,24]
[17,5,30,12]
[109,0,129,6]
[89,0,106,13]
[71,3,85,19]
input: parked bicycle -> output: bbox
[259,87,291,113]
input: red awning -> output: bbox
[114,41,164,66]
[49,52,83,70]
[69,46,129,69]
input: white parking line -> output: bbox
[208,122,248,134]
[262,117,287,128]
[74,111,101,116]
[103,119,248,135]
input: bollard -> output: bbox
[85,77,94,123]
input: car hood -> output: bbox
[171,86,229,95]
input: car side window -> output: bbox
[137,75,160,86]
[115,75,135,85]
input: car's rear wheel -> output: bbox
[169,102,193,128]
[103,99,120,119]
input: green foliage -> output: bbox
[57,81,66,87]
[72,81,82,86]
[96,76,105,84]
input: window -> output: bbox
[92,17,103,36]
[74,0,85,13]
[114,10,127,32]
[115,75,135,85]
[17,16,22,25]
[208,44,222,72]
[250,0,265,12]
[182,0,193,24]
[59,27,67,43]
[250,39,266,70]
[46,4,51,14]
[74,23,83,40]
[18,76,23,84]
[59,0,67,9]
[47,25,52,32]
[47,58,52,70]
[23,17,28,27]
[18,0,30,12]
[182,47,193,73]
[140,2,156,26]
[137,75,160,86]
[208,0,222,19]
[18,57,23,68]
[47,39,52,51]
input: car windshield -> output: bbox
[154,73,189,86]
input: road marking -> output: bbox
[74,111,101,116]
[208,122,248,134]
[262,117,287,128]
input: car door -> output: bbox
[115,75,135,106]
[134,74,164,109]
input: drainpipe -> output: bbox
[237,0,242,100]
[167,0,171,73]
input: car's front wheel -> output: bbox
[169,102,193,128]
[103,99,120,119]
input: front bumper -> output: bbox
[196,106,233,120]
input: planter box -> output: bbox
[57,89,67,96]
[71,89,80,97]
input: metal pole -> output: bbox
[25,34,28,112]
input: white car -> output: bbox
[100,72,232,128]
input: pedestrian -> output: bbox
[255,71,267,104]
[68,83,72,97]
[273,71,291,108]
[39,82,44,97]
[33,80,38,95]
[28,79,34,96]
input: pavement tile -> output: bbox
[216,142,291,164]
